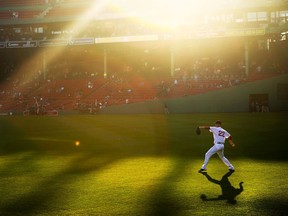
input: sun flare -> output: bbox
[112,0,236,29]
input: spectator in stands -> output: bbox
[11,11,19,19]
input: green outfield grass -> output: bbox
[0,113,287,215]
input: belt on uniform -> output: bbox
[217,142,224,144]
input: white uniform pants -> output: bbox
[201,144,234,170]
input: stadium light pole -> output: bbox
[170,47,175,77]
[42,50,47,80]
[104,48,107,78]
[244,41,249,75]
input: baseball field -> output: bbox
[0,112,287,215]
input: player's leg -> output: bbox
[201,145,218,170]
[217,149,234,171]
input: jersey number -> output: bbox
[218,131,225,137]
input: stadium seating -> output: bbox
[245,72,281,82]
[0,0,45,7]
[0,70,282,114]
[0,10,42,19]
[0,0,47,20]
[44,0,96,18]
[45,7,87,18]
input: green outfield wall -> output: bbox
[100,74,288,114]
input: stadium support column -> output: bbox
[170,48,175,77]
[43,50,47,80]
[244,41,249,75]
[104,48,107,78]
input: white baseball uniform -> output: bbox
[201,126,234,170]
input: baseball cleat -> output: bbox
[198,168,207,173]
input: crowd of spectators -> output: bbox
[1,45,281,115]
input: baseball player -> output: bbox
[198,120,235,172]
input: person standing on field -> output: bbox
[164,104,169,114]
[198,120,235,173]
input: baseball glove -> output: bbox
[196,126,201,135]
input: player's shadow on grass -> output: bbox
[199,170,243,204]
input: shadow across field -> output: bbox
[253,197,288,216]
[144,158,194,216]
[199,171,244,204]
[0,151,124,215]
